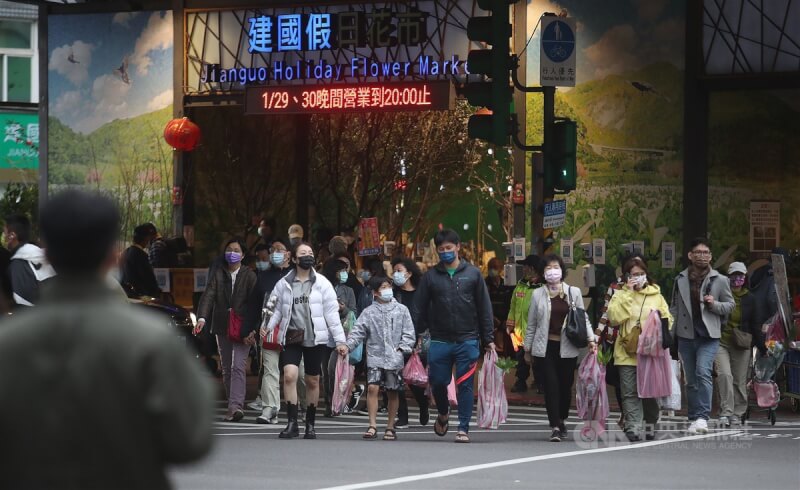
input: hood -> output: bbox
[749,264,772,290]
[373,297,399,312]
[625,284,663,296]
[12,243,46,262]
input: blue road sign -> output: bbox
[542,20,575,63]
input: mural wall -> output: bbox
[47,11,174,240]
[526,0,800,290]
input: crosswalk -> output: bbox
[211,401,707,437]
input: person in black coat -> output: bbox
[120,224,161,297]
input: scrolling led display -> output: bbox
[244,81,452,115]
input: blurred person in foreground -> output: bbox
[0,190,214,490]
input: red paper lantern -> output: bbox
[164,117,201,151]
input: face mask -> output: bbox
[297,255,315,270]
[271,252,285,266]
[378,289,394,302]
[359,271,371,282]
[731,276,746,288]
[338,271,349,284]
[225,251,242,264]
[544,268,562,284]
[393,271,408,287]
[255,261,269,271]
[438,250,457,265]
[634,275,648,288]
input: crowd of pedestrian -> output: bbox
[0,191,785,477]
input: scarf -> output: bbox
[688,265,710,319]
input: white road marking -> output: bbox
[314,431,745,490]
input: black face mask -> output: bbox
[297,256,315,270]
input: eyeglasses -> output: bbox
[691,250,712,257]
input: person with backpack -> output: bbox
[4,214,55,307]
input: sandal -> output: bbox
[383,428,397,441]
[363,426,378,439]
[454,432,471,443]
[433,414,449,437]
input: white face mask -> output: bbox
[378,288,394,302]
[393,271,408,287]
[634,275,648,288]
[544,268,562,284]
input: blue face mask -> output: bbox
[438,250,457,265]
[338,271,349,284]
[270,252,285,266]
[255,261,269,271]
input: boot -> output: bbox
[279,403,299,439]
[304,404,317,439]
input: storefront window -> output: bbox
[7,56,30,102]
[0,20,31,49]
[0,21,36,103]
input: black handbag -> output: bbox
[661,316,673,349]
[564,288,589,348]
[285,328,305,345]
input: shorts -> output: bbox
[280,344,326,376]
[367,367,404,391]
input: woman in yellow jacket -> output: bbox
[607,256,673,442]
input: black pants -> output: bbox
[540,340,577,428]
[515,348,530,385]
[605,356,624,413]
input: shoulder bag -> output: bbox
[564,287,589,348]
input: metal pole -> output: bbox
[511,1,526,241]
[172,0,185,238]
[37,4,48,211]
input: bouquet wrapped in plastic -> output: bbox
[477,351,508,429]
[637,309,673,399]
[331,354,355,415]
[576,351,609,439]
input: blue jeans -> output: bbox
[428,339,480,433]
[678,337,720,421]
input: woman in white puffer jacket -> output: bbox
[262,242,347,440]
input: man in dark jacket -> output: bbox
[0,190,214,490]
[412,229,495,443]
[121,224,161,297]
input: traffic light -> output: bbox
[545,119,577,193]
[464,0,516,146]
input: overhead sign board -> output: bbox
[540,16,576,87]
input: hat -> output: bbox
[517,254,542,268]
[328,235,348,255]
[727,261,747,275]
[288,224,304,240]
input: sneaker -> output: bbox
[419,404,430,426]
[625,432,641,442]
[558,422,568,439]
[395,417,409,429]
[256,407,278,424]
[696,419,709,434]
[730,415,741,426]
[247,397,264,411]
[510,383,528,393]
[549,428,561,442]
[378,406,388,414]
[645,424,657,441]
[719,416,731,428]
